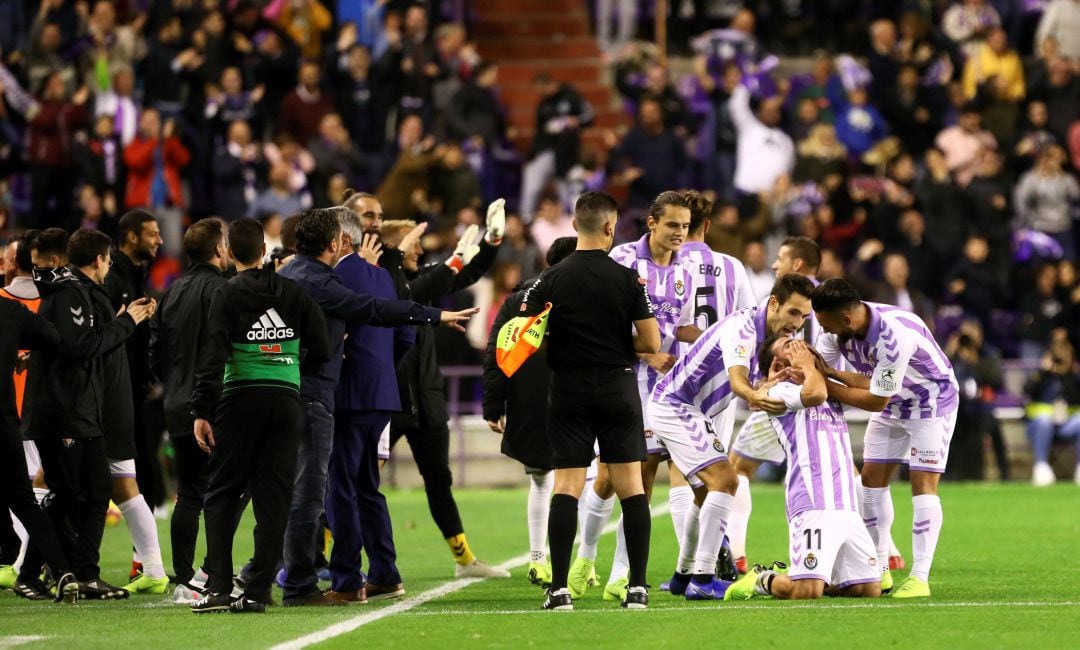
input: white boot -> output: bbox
[1032,462,1056,487]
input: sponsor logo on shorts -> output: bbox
[644,429,653,439]
[804,553,818,570]
[911,447,918,457]
[869,557,877,567]
[712,438,724,452]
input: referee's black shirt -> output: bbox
[521,249,654,371]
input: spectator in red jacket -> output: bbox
[123,108,191,211]
[28,72,90,229]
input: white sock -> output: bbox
[117,496,165,579]
[11,512,28,572]
[608,515,629,582]
[692,491,734,575]
[528,472,553,563]
[675,503,701,574]
[728,475,751,559]
[577,488,614,561]
[861,486,893,572]
[910,495,943,582]
[667,486,693,546]
[33,487,48,505]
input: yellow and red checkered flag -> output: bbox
[495,303,552,377]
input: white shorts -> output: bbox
[645,400,728,488]
[24,441,41,479]
[642,401,670,458]
[732,410,785,465]
[713,401,738,450]
[586,457,598,482]
[378,423,391,460]
[788,509,879,588]
[108,458,137,478]
[863,410,958,473]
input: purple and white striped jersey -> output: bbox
[610,235,695,403]
[767,383,859,519]
[651,306,767,420]
[818,302,959,420]
[676,241,756,330]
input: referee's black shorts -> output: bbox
[547,366,646,469]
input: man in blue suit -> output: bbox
[278,208,476,606]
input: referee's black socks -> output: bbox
[548,493,579,591]
[621,494,651,589]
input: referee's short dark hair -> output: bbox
[184,218,225,264]
[32,228,69,260]
[573,191,618,234]
[648,190,688,222]
[781,236,821,274]
[295,208,343,257]
[770,273,816,305]
[227,218,265,266]
[546,236,577,266]
[811,278,862,313]
[682,190,714,234]
[15,230,39,272]
[68,228,113,267]
[117,209,157,245]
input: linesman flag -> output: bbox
[496,303,552,377]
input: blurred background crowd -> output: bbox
[0,0,1078,482]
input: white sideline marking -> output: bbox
[271,504,670,650]
[0,636,47,649]
[392,600,1080,616]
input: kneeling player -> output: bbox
[726,337,880,600]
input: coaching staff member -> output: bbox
[520,192,661,611]
[189,218,331,614]
[149,218,229,592]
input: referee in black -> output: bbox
[520,192,660,610]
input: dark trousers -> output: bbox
[170,434,209,584]
[327,410,399,592]
[283,400,334,600]
[203,393,303,602]
[36,436,111,581]
[0,433,69,576]
[29,163,77,230]
[134,394,166,508]
[391,412,464,539]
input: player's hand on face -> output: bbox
[788,340,814,368]
[440,307,480,332]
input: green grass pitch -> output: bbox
[2,483,1079,649]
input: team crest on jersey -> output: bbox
[804,553,818,570]
[712,438,724,452]
[674,279,685,297]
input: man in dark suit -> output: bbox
[277,208,475,606]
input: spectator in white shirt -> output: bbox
[729,84,794,208]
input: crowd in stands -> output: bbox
[0,0,1077,375]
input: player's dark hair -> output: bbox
[648,190,688,223]
[811,278,862,313]
[281,213,302,253]
[117,209,157,245]
[184,218,225,264]
[771,273,816,305]
[682,190,713,234]
[32,228,69,261]
[757,333,786,378]
[295,208,342,257]
[227,218,266,265]
[15,230,39,272]
[546,237,578,266]
[781,236,821,274]
[68,228,113,267]
[574,191,618,234]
